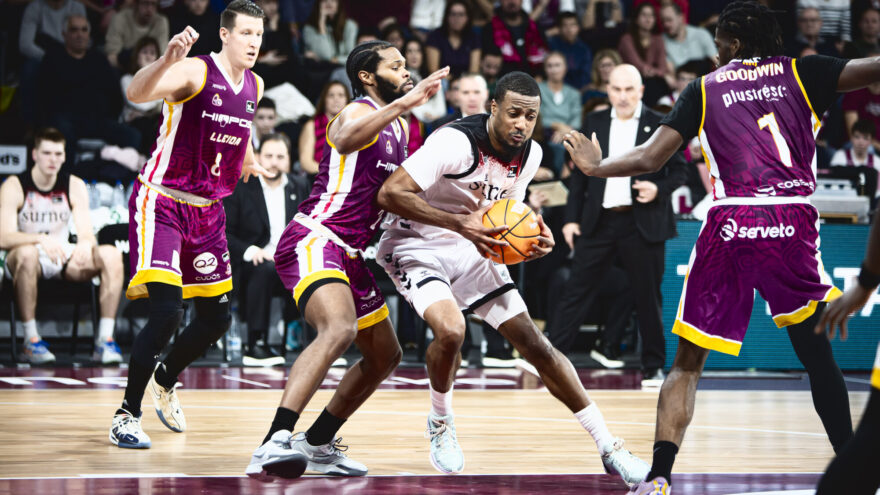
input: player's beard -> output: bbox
[375,74,408,104]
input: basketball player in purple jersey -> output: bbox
[563,1,880,492]
[815,204,880,494]
[109,0,271,449]
[245,42,449,480]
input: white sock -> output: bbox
[575,403,616,454]
[23,320,39,342]
[430,384,454,418]
[98,318,115,342]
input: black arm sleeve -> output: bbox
[795,55,849,117]
[659,78,702,146]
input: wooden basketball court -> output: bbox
[0,365,872,494]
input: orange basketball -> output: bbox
[481,199,541,265]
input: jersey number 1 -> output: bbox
[757,112,793,167]
[211,153,222,176]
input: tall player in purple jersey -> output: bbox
[245,42,449,480]
[563,2,880,492]
[109,0,272,449]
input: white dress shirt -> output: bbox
[243,174,289,262]
[602,102,642,209]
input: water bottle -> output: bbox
[227,307,243,361]
[112,180,127,208]
[88,181,101,210]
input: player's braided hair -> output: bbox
[717,1,784,59]
[346,40,394,98]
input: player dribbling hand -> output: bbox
[525,214,554,261]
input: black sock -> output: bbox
[306,408,347,446]
[117,400,138,417]
[263,407,300,445]
[647,441,678,483]
[153,362,176,389]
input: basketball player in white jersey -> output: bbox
[0,128,125,365]
[375,71,649,485]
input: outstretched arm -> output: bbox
[837,55,880,93]
[563,125,684,178]
[329,67,449,155]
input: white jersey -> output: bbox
[383,115,543,240]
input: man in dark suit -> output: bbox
[548,65,687,386]
[224,133,311,365]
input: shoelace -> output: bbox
[323,438,349,457]
[425,421,456,449]
[114,414,142,436]
[603,438,625,458]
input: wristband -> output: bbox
[857,263,880,290]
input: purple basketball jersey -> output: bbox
[141,53,260,201]
[297,97,409,250]
[700,57,819,199]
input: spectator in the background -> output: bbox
[254,0,307,91]
[410,0,444,38]
[104,0,169,68]
[405,38,429,80]
[582,48,620,103]
[618,2,668,105]
[844,8,880,59]
[786,7,840,57]
[618,3,666,81]
[632,0,689,29]
[381,22,406,52]
[831,119,880,202]
[832,120,880,169]
[426,0,481,77]
[656,60,700,108]
[481,0,547,76]
[579,0,625,51]
[528,0,563,33]
[548,11,592,92]
[224,134,311,366]
[539,52,581,173]
[298,81,350,176]
[797,0,851,43]
[580,0,623,31]
[169,0,220,56]
[252,99,279,151]
[120,36,163,154]
[660,3,715,70]
[19,0,86,61]
[18,0,87,125]
[407,38,448,124]
[479,46,503,95]
[843,81,880,150]
[429,72,487,131]
[37,15,140,166]
[302,0,357,64]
